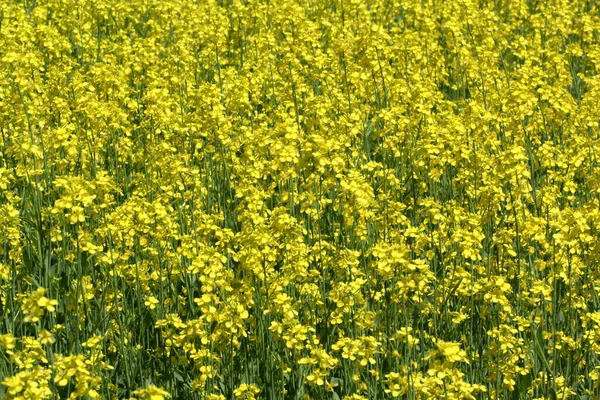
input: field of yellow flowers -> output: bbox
[2,0,600,398]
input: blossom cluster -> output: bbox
[1,0,600,399]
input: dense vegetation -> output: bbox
[2,0,600,399]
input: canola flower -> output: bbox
[1,0,600,399]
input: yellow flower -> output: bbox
[19,288,58,323]
[144,296,160,310]
[133,384,171,400]
[233,383,260,400]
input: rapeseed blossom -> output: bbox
[1,0,600,398]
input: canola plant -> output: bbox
[1,0,600,399]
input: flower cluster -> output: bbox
[1,0,600,398]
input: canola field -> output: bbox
[2,0,600,399]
